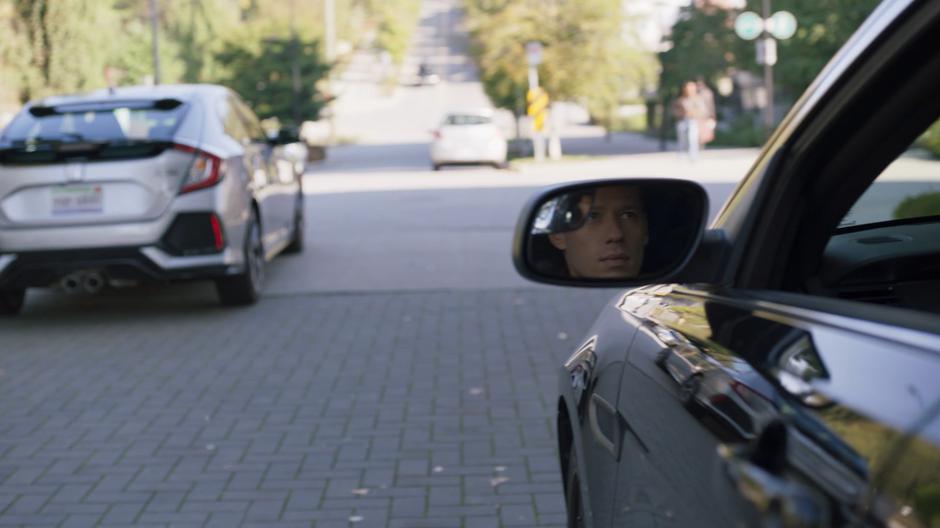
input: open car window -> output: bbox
[839,119,940,229]
[823,117,940,314]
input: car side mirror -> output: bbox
[512,179,708,286]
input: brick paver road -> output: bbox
[0,286,613,527]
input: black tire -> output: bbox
[432,163,441,171]
[283,194,304,254]
[216,211,264,306]
[565,447,586,528]
[679,374,701,409]
[0,289,25,316]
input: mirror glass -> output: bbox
[523,181,705,282]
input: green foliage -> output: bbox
[763,0,880,97]
[463,0,657,126]
[216,35,331,125]
[712,114,763,147]
[915,120,940,159]
[660,0,880,117]
[893,192,940,221]
[366,0,421,64]
[0,0,396,116]
[659,7,747,98]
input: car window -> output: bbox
[839,118,940,228]
[822,116,940,315]
[443,114,491,126]
[1,102,187,143]
[221,95,251,144]
[231,96,268,142]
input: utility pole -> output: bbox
[290,0,301,126]
[525,41,546,162]
[149,0,161,84]
[734,4,796,139]
[324,0,336,63]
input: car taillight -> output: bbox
[432,130,442,140]
[175,144,223,194]
[209,213,224,251]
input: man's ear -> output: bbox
[548,233,567,250]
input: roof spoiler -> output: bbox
[28,98,184,117]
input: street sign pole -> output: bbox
[525,42,546,162]
[735,4,796,141]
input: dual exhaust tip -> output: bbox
[60,271,106,294]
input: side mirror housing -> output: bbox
[512,179,710,287]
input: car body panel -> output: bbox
[559,285,940,527]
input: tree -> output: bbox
[660,0,880,104]
[464,0,656,129]
[767,0,879,96]
[216,35,332,125]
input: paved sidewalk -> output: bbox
[0,287,614,527]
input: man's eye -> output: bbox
[585,211,601,221]
[619,211,638,220]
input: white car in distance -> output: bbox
[430,109,507,170]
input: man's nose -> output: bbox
[604,216,624,242]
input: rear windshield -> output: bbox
[444,114,491,126]
[2,100,188,143]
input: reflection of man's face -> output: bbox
[548,186,647,278]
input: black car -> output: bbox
[512,1,940,526]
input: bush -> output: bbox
[914,120,940,159]
[711,114,763,147]
[893,192,940,220]
[611,114,647,133]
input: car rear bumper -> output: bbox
[430,142,507,164]
[0,245,243,289]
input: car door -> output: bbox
[562,294,639,528]
[220,93,267,234]
[232,98,294,255]
[611,286,940,527]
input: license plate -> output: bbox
[52,185,103,215]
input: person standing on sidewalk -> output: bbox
[672,81,709,161]
[697,79,717,147]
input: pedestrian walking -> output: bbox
[672,81,709,161]
[697,79,716,147]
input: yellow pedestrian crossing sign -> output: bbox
[527,87,549,132]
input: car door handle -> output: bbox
[719,443,830,528]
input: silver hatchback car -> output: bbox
[0,84,305,313]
